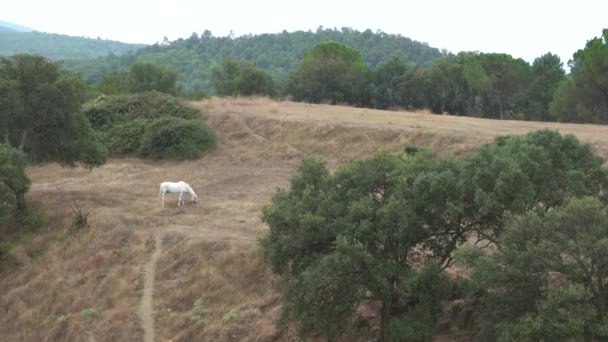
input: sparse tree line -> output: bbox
[262,130,608,341]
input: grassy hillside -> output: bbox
[0,31,145,60]
[64,28,445,93]
[4,98,608,341]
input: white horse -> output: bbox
[159,181,198,207]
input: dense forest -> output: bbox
[63,27,444,92]
[0,29,145,60]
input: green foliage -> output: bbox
[67,200,91,234]
[222,308,239,323]
[0,31,143,60]
[462,129,608,241]
[130,61,178,95]
[463,197,608,341]
[235,64,275,96]
[103,118,149,155]
[551,29,608,122]
[83,91,199,130]
[287,42,370,105]
[463,53,531,119]
[262,154,459,340]
[138,116,216,160]
[65,28,443,94]
[0,144,30,211]
[83,91,214,159]
[191,299,207,328]
[96,70,134,95]
[525,53,565,121]
[0,54,106,169]
[79,308,97,319]
[263,130,608,340]
[371,58,426,109]
[211,57,274,96]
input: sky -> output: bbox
[4,0,608,66]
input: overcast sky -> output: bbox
[4,0,607,66]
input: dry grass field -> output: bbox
[3,97,608,341]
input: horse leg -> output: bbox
[178,192,183,207]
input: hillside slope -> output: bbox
[3,98,608,341]
[0,31,145,60]
[64,28,444,92]
[0,20,33,32]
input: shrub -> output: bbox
[191,299,207,328]
[83,91,199,130]
[80,308,97,319]
[103,118,150,155]
[138,117,216,160]
[223,308,239,323]
[66,200,91,234]
[82,91,215,160]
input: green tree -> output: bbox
[96,70,134,95]
[524,53,565,121]
[426,54,470,115]
[210,57,241,96]
[211,58,274,96]
[550,29,608,122]
[459,197,608,341]
[262,130,608,341]
[235,64,274,96]
[462,129,608,242]
[262,154,468,341]
[130,61,178,95]
[0,54,106,168]
[0,144,30,210]
[463,53,531,120]
[287,42,370,105]
[371,58,426,110]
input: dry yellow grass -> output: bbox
[3,97,608,341]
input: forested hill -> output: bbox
[63,28,445,92]
[0,31,146,60]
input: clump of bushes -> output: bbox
[139,117,216,160]
[83,91,215,159]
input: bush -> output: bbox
[82,91,215,160]
[80,308,97,319]
[138,117,216,160]
[83,91,199,130]
[103,118,150,155]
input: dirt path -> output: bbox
[139,231,163,342]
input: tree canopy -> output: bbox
[0,144,29,211]
[261,129,608,341]
[287,42,370,105]
[459,197,608,341]
[551,29,608,122]
[0,54,106,211]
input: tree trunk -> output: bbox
[16,191,26,210]
[380,298,392,342]
[498,98,504,120]
[603,90,608,122]
[18,130,27,151]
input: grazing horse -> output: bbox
[159,181,198,207]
